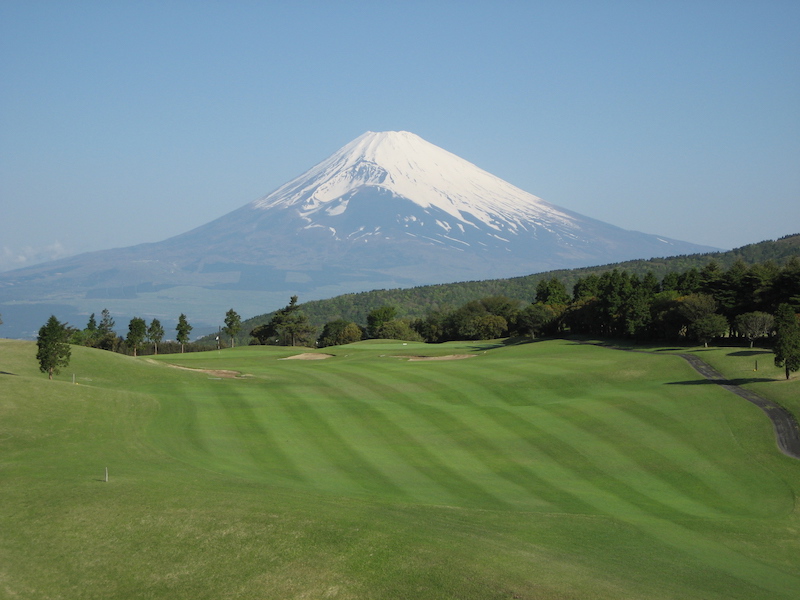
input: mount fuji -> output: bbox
[0,131,717,337]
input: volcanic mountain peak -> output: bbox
[0,129,721,339]
[251,131,573,232]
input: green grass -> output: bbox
[682,345,800,420]
[1,338,799,599]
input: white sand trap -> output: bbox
[406,354,476,361]
[167,364,242,378]
[281,353,334,360]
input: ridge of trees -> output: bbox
[219,234,800,345]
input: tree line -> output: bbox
[62,308,199,356]
[303,258,800,377]
[26,255,800,380]
[229,234,800,345]
[32,308,217,379]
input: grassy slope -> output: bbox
[683,345,800,422]
[1,338,799,599]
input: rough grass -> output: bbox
[1,338,799,599]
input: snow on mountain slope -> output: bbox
[251,130,575,236]
[163,129,718,271]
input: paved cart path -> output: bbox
[678,354,800,460]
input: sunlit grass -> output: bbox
[1,338,799,599]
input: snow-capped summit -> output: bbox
[252,130,573,236]
[203,130,708,268]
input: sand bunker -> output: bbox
[281,353,334,360]
[406,354,476,361]
[167,364,242,378]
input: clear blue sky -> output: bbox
[1,1,798,271]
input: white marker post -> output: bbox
[105,467,108,482]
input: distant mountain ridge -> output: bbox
[1,131,717,338]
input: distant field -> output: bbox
[1,338,799,599]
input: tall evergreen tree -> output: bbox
[36,315,71,380]
[85,313,98,346]
[147,318,164,355]
[96,308,117,351]
[773,304,800,380]
[572,273,600,301]
[223,309,242,348]
[535,278,569,305]
[126,317,147,357]
[176,313,192,353]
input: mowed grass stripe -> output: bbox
[376,354,720,514]
[314,367,560,510]
[470,401,800,595]
[455,351,777,518]
[560,395,793,518]
[268,380,420,500]
[401,364,663,516]
[544,397,747,519]
[148,383,210,463]
[280,370,457,504]
[298,366,515,509]
[213,384,306,483]
[440,366,724,520]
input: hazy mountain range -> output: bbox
[0,131,717,338]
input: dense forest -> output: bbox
[219,234,800,346]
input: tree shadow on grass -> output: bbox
[0,371,17,376]
[727,350,772,357]
[467,341,507,352]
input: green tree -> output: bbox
[318,319,362,347]
[126,317,147,357]
[690,313,728,347]
[535,277,569,305]
[96,308,118,351]
[367,306,397,338]
[734,311,774,348]
[375,319,424,342]
[572,273,600,301]
[176,313,192,353]
[412,310,449,343]
[36,315,71,380]
[223,309,242,348]
[620,274,657,339]
[250,322,277,345]
[147,318,164,355]
[468,314,507,340]
[773,304,800,380]
[262,296,315,346]
[518,303,557,339]
[596,269,631,336]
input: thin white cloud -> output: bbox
[0,241,72,272]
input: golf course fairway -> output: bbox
[1,338,798,599]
